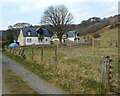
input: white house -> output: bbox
[17,27,51,46]
[52,34,67,42]
[66,31,79,41]
[52,30,80,42]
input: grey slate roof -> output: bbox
[67,31,77,37]
[53,30,77,39]
[21,28,51,37]
[53,34,67,39]
[42,28,51,37]
[22,28,37,37]
[53,34,57,38]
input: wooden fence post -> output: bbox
[102,56,111,89]
[41,47,43,62]
[12,48,14,53]
[4,45,7,51]
[8,48,9,52]
[11,48,13,53]
[6,48,8,52]
[115,40,118,47]
[14,47,15,54]
[109,65,113,91]
[14,47,16,55]
[16,47,19,55]
[10,48,11,53]
[19,47,22,56]
[55,47,57,61]
[21,47,26,59]
[32,47,34,60]
[109,64,120,94]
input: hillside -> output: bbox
[80,26,118,47]
[99,27,118,47]
[76,14,119,36]
[39,14,119,36]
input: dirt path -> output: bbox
[2,83,10,94]
[2,55,65,94]
[0,54,9,95]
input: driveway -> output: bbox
[2,55,65,94]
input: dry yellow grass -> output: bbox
[3,67,37,94]
[5,27,118,94]
[11,44,118,93]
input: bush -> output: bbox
[110,22,120,29]
[2,41,9,48]
[92,33,100,38]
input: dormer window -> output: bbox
[27,30,31,36]
[28,32,31,35]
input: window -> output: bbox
[46,39,47,41]
[27,38,32,43]
[27,30,31,36]
[38,36,44,43]
[28,32,31,36]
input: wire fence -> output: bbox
[4,45,119,94]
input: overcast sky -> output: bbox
[0,0,119,30]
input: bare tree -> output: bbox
[41,5,73,44]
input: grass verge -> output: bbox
[3,67,37,94]
[2,51,50,81]
[2,50,108,94]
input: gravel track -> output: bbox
[2,55,65,94]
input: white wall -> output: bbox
[25,37,50,45]
[52,37,75,42]
[52,38,59,41]
[17,30,25,46]
[67,37,75,41]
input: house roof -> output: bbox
[67,30,77,37]
[53,34,67,39]
[37,28,51,37]
[21,28,51,37]
[53,30,78,39]
[22,28,37,37]
[43,29,51,37]
[53,34,57,38]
